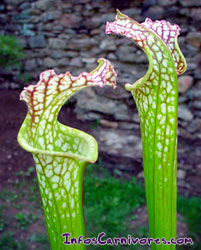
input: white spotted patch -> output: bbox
[161,103,166,114]
[64,172,70,180]
[51,176,59,183]
[157,142,162,150]
[45,169,53,178]
[46,156,52,164]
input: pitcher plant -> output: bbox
[106,10,186,249]
[17,58,116,249]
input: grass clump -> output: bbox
[0,232,28,250]
[0,205,7,233]
[0,35,25,70]
[177,195,201,249]
[29,233,49,250]
[0,189,18,203]
[0,35,32,84]
[15,212,36,230]
[84,162,146,249]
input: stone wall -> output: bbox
[0,0,201,195]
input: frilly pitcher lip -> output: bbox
[90,58,117,89]
[105,9,186,92]
[20,58,117,104]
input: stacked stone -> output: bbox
[0,0,201,195]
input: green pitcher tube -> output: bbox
[106,10,186,249]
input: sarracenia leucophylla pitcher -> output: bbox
[106,10,186,250]
[18,58,116,250]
